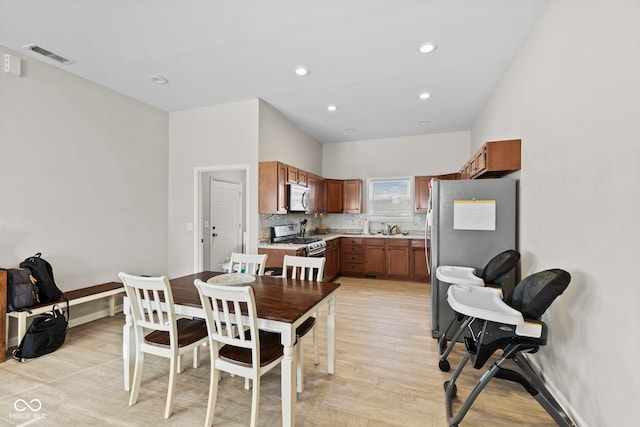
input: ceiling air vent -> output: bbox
[24,44,75,65]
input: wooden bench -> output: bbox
[4,281,124,352]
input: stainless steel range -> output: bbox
[271,224,327,257]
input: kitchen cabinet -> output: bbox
[343,179,363,213]
[469,139,521,179]
[258,247,305,269]
[340,237,363,275]
[410,239,429,282]
[326,179,363,213]
[307,174,326,214]
[386,239,410,278]
[364,239,386,276]
[415,174,459,213]
[324,238,340,281]
[326,179,344,213]
[259,161,288,214]
[363,238,410,279]
[287,166,308,186]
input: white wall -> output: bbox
[471,1,640,425]
[322,131,470,179]
[168,100,259,277]
[0,46,169,288]
[258,100,323,175]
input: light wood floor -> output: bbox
[0,277,559,426]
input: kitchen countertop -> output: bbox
[258,232,425,249]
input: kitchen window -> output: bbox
[367,177,413,222]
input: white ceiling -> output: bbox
[0,0,548,144]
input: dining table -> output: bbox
[122,271,340,427]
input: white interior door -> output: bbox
[209,179,242,270]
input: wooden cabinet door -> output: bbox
[277,163,288,212]
[410,240,428,281]
[324,239,340,281]
[343,179,362,213]
[307,174,318,213]
[386,240,410,278]
[364,239,385,275]
[326,179,344,213]
[415,176,435,213]
[297,170,308,186]
[317,178,326,213]
[259,161,288,214]
[287,166,298,184]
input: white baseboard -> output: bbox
[525,354,588,427]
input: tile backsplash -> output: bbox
[259,213,426,241]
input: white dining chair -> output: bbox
[119,272,209,419]
[194,279,284,427]
[229,252,267,275]
[282,255,325,393]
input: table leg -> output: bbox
[122,297,135,391]
[281,331,296,427]
[327,295,336,374]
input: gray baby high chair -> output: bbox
[443,268,575,427]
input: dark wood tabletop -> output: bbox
[169,271,341,324]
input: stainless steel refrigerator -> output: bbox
[427,178,517,339]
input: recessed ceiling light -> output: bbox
[327,104,337,112]
[345,128,355,132]
[419,92,431,100]
[150,75,169,85]
[419,120,430,125]
[295,66,309,76]
[419,43,437,54]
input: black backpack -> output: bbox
[20,253,63,303]
[6,268,40,311]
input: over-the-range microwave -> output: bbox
[287,183,309,212]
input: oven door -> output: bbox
[307,247,326,257]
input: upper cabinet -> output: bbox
[460,139,521,179]
[343,179,363,213]
[326,179,344,213]
[307,174,326,214]
[287,166,308,186]
[414,173,459,213]
[259,161,324,214]
[259,161,288,214]
[326,179,362,213]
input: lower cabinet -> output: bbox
[258,247,305,269]
[410,239,429,282]
[324,238,340,281]
[362,238,410,279]
[340,237,363,276]
[335,237,429,283]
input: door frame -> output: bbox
[193,164,250,273]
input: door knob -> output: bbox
[212,233,218,237]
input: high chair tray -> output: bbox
[436,266,484,286]
[447,285,523,325]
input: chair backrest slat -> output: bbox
[282,255,325,282]
[195,280,259,353]
[119,273,176,334]
[229,253,268,276]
